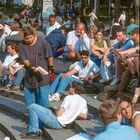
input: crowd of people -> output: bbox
[0,5,139,139]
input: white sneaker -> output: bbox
[49,93,60,102]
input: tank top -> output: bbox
[94,39,104,48]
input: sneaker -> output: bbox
[110,78,120,86]
[49,93,60,102]
[21,131,42,139]
[99,79,107,84]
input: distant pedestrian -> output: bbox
[89,10,98,25]
[118,11,126,28]
[46,15,61,36]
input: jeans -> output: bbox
[24,85,50,108]
[13,68,26,87]
[90,54,101,67]
[28,103,63,132]
[49,73,83,94]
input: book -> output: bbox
[37,66,49,75]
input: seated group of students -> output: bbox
[0,26,139,139]
[0,14,139,139]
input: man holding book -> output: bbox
[19,26,54,108]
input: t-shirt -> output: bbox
[93,121,139,140]
[19,36,53,89]
[64,30,90,52]
[114,38,134,51]
[3,54,18,69]
[57,94,88,127]
[74,58,100,79]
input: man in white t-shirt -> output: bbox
[49,50,100,101]
[46,15,61,36]
[64,22,90,60]
[21,81,88,139]
[0,41,18,77]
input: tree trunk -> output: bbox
[96,0,100,16]
[114,0,121,19]
[82,0,87,16]
[90,0,94,11]
[133,0,139,24]
[6,0,13,7]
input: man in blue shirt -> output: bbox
[100,28,134,85]
[93,100,139,140]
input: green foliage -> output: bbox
[0,7,22,19]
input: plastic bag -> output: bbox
[100,62,112,81]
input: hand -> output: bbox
[32,67,38,73]
[62,73,67,80]
[83,77,89,81]
[80,30,85,38]
[102,57,107,64]
[88,132,96,138]
[9,67,15,76]
[9,74,14,80]
[48,66,54,74]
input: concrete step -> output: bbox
[0,96,28,122]
[0,130,6,139]
[0,88,102,116]
[74,119,104,134]
[0,88,24,102]
[54,58,72,74]
[43,128,76,140]
[0,110,43,140]
[0,96,76,140]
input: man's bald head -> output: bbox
[76,23,85,37]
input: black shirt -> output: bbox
[19,36,53,89]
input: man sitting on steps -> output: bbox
[49,50,100,101]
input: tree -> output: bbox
[114,0,121,18]
[6,0,13,7]
[133,0,139,24]
[82,0,87,16]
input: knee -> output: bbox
[68,52,77,60]
[29,103,38,110]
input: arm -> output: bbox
[85,72,100,81]
[56,107,65,117]
[94,13,98,20]
[48,56,54,67]
[78,113,87,120]
[62,68,78,79]
[103,40,109,50]
[132,87,140,104]
[67,44,75,52]
[102,48,111,64]
[133,114,140,136]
